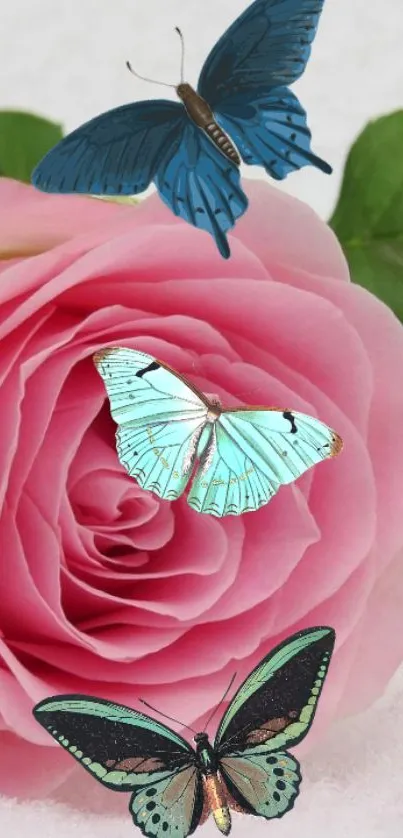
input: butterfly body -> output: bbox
[192,735,231,835]
[194,402,222,462]
[94,346,343,517]
[176,83,241,165]
[33,627,335,837]
[194,733,217,772]
[202,778,231,835]
[32,0,331,258]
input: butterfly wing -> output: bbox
[33,696,204,838]
[187,407,342,516]
[215,627,335,819]
[215,627,335,753]
[31,101,185,195]
[198,0,326,105]
[129,767,204,838]
[32,97,247,256]
[213,89,331,180]
[154,121,248,259]
[221,751,301,819]
[197,0,330,178]
[94,347,209,501]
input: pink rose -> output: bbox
[0,177,403,801]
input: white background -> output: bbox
[1,1,403,836]
[2,0,403,219]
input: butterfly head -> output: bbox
[205,396,221,423]
[193,731,209,745]
[176,82,196,105]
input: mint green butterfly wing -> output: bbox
[94,346,342,516]
[215,627,335,819]
[33,697,204,838]
[94,347,209,501]
[188,408,343,516]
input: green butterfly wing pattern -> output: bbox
[33,696,203,838]
[188,410,342,516]
[221,751,301,820]
[216,627,335,753]
[93,347,209,502]
[33,628,336,833]
[130,768,203,838]
[215,627,335,819]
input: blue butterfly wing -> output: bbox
[197,0,330,178]
[214,88,331,180]
[31,101,185,195]
[154,120,248,259]
[198,0,326,105]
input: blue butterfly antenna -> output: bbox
[125,27,185,88]
[138,698,198,734]
[202,672,237,733]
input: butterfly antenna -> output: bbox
[138,698,198,734]
[174,27,185,83]
[202,672,237,733]
[125,61,176,89]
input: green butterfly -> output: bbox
[93,347,343,517]
[33,626,335,836]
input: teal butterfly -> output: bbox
[93,347,343,517]
[33,626,335,837]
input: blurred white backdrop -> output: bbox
[1,1,403,836]
[2,0,403,218]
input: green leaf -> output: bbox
[330,110,403,321]
[0,110,63,183]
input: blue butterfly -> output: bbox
[32,0,331,259]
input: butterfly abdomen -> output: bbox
[204,122,240,165]
[176,83,240,166]
[203,774,231,835]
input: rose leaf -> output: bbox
[0,111,63,183]
[329,110,403,322]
